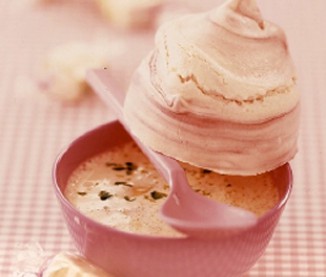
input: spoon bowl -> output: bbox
[86,69,257,238]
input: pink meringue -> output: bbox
[124,0,299,175]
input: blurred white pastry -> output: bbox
[40,38,125,102]
[42,252,114,276]
[95,0,164,29]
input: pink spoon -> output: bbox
[86,69,257,238]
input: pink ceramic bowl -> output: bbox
[53,120,292,277]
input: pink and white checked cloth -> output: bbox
[0,0,325,276]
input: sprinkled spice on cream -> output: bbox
[65,141,279,237]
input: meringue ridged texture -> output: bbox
[124,0,300,176]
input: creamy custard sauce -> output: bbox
[65,141,279,237]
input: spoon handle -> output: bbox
[86,69,182,185]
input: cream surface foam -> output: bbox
[124,0,300,175]
[65,141,279,237]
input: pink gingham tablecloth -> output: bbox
[0,0,325,276]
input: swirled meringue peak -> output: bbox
[124,0,300,176]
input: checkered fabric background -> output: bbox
[0,0,325,276]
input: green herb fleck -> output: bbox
[105,162,127,171]
[124,196,136,202]
[98,190,113,201]
[126,162,137,175]
[126,162,137,170]
[114,181,133,187]
[150,191,167,200]
[112,166,127,171]
[201,190,211,196]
